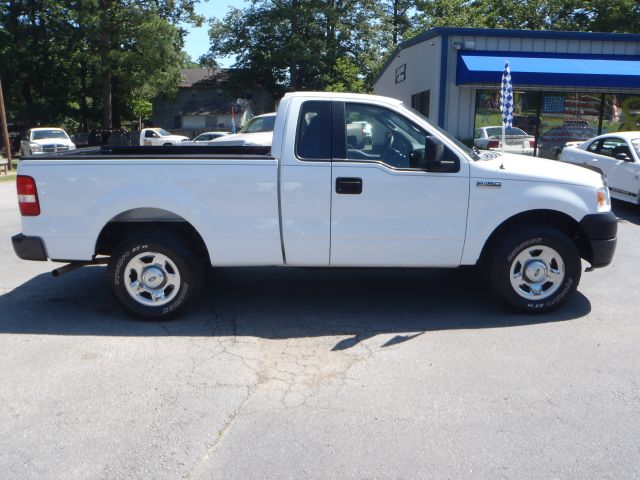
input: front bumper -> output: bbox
[12,234,48,261]
[580,211,617,268]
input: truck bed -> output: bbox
[18,147,283,265]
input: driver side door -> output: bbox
[330,101,470,267]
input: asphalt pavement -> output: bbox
[0,181,639,479]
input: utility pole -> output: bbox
[0,78,13,170]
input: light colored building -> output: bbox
[152,68,274,137]
[374,27,640,157]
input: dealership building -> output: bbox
[374,27,640,157]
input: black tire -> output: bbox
[107,230,204,320]
[490,226,581,313]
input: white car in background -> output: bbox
[20,128,76,156]
[209,113,276,147]
[559,132,640,205]
[182,131,230,144]
[474,126,535,155]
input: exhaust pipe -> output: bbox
[51,258,109,277]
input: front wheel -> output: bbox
[491,226,581,313]
[107,230,204,319]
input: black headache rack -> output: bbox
[23,144,273,160]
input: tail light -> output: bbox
[487,139,500,148]
[529,139,536,148]
[17,175,41,216]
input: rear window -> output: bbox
[295,101,331,159]
[486,127,527,137]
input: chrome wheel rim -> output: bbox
[509,245,565,301]
[124,252,181,306]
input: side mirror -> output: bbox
[615,152,632,161]
[422,136,460,173]
[425,136,445,166]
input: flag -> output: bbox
[500,61,513,129]
[231,105,237,134]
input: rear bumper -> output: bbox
[580,212,617,268]
[12,234,48,261]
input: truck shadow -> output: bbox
[612,199,640,226]
[0,265,591,349]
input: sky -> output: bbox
[183,0,248,67]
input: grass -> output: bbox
[0,170,16,182]
[0,158,18,182]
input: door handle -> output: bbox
[336,177,362,194]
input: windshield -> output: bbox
[240,115,275,134]
[32,129,69,140]
[156,128,171,136]
[404,105,480,160]
[631,139,640,158]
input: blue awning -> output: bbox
[456,51,640,88]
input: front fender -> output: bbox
[461,180,596,265]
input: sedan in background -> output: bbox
[559,131,640,205]
[474,126,535,155]
[183,131,230,144]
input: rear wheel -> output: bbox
[490,226,581,313]
[107,230,204,319]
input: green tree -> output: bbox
[0,0,205,129]
[206,0,379,95]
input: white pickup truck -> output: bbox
[139,128,189,146]
[13,92,617,319]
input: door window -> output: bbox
[343,103,459,172]
[587,140,601,153]
[599,137,627,157]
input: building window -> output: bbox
[174,116,182,129]
[411,90,430,118]
[395,64,406,84]
[473,89,620,159]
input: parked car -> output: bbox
[139,128,189,146]
[346,121,373,148]
[209,113,276,146]
[563,120,590,128]
[474,126,535,155]
[537,126,599,159]
[182,131,229,144]
[559,131,640,205]
[12,92,616,319]
[20,128,76,156]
